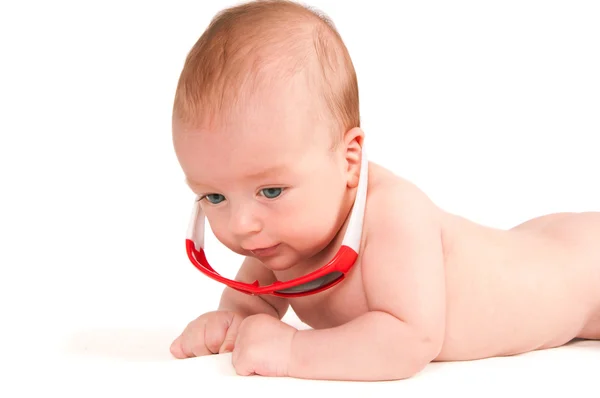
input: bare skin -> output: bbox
[286,162,600,362]
[168,0,599,382]
[170,58,599,382]
[171,123,600,380]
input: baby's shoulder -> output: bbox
[365,161,435,210]
[363,161,442,234]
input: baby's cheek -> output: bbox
[287,217,331,246]
[206,221,236,248]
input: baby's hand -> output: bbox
[232,313,297,377]
[170,310,244,358]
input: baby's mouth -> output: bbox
[250,244,280,257]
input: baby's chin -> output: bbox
[255,252,299,272]
[229,242,325,273]
[257,245,327,278]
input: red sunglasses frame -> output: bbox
[184,148,368,297]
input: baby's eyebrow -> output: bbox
[185,164,289,192]
[242,164,288,180]
[185,179,206,193]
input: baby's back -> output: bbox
[438,209,600,360]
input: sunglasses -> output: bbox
[184,148,368,297]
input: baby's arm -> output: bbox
[288,184,446,381]
[171,256,290,358]
[218,256,290,320]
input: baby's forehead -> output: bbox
[174,83,330,152]
[185,150,309,192]
[178,121,334,190]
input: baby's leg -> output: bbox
[579,312,600,339]
[512,212,600,340]
[568,212,600,340]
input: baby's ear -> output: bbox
[342,127,365,189]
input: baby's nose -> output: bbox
[228,206,262,236]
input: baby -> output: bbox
[169,0,600,381]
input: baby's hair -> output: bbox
[172,0,359,146]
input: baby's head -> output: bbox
[172,0,364,271]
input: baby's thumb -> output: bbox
[219,314,243,354]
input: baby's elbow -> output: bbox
[425,325,445,358]
[411,343,441,377]
[418,334,443,369]
[419,324,445,365]
[393,328,444,380]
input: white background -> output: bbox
[1,0,598,396]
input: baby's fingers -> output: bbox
[203,314,231,354]
[173,317,213,358]
[171,332,208,358]
[219,313,243,354]
[169,335,187,359]
[169,311,240,359]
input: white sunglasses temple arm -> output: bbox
[341,145,368,253]
[186,197,205,250]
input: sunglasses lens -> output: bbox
[274,271,344,294]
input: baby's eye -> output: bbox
[260,188,283,199]
[204,194,225,204]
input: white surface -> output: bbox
[1,0,599,396]
[9,325,600,397]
